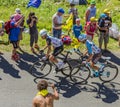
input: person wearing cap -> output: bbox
[85,17,98,41]
[39,29,64,70]
[0,20,4,36]
[104,9,112,51]
[119,36,120,47]
[15,8,21,14]
[14,8,25,52]
[85,0,97,23]
[103,9,112,31]
[78,34,102,73]
[32,79,59,107]
[98,13,109,51]
[73,18,83,39]
[0,21,4,54]
[68,3,79,25]
[9,14,24,61]
[52,8,65,38]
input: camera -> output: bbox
[32,16,37,19]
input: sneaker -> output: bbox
[34,45,40,51]
[57,62,64,70]
[42,56,47,61]
[11,53,20,61]
[31,48,36,53]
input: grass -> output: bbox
[0,0,120,53]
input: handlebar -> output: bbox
[64,50,72,55]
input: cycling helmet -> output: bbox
[100,13,106,18]
[39,29,47,37]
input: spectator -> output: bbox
[98,13,108,51]
[0,20,4,54]
[15,8,25,52]
[85,0,96,23]
[52,8,65,38]
[118,35,120,47]
[27,12,39,53]
[9,14,24,61]
[73,18,83,39]
[68,3,79,25]
[0,20,4,36]
[85,17,98,41]
[32,80,59,107]
[103,9,112,52]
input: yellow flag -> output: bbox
[62,14,73,30]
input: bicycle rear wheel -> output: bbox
[30,60,52,78]
[99,64,118,82]
[70,64,91,84]
[61,59,80,76]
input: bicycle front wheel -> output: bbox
[99,64,118,82]
[70,64,91,84]
[30,60,52,78]
[61,61,72,76]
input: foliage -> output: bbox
[0,0,120,52]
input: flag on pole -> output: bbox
[62,14,73,31]
[27,0,41,8]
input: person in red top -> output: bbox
[85,17,98,41]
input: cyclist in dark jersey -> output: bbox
[39,29,64,69]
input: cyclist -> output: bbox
[39,29,64,69]
[78,34,102,71]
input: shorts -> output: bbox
[86,34,93,41]
[92,53,102,64]
[10,41,18,49]
[52,45,63,56]
[99,32,109,45]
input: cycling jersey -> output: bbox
[86,40,101,54]
[46,35,63,48]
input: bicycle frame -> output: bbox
[39,50,72,71]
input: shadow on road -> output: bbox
[102,52,120,66]
[92,82,120,103]
[33,76,120,102]
[19,52,39,63]
[0,55,21,78]
[33,76,98,98]
[15,52,40,76]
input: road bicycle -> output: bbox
[69,49,119,84]
[29,50,73,78]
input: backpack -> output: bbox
[4,20,12,34]
[61,35,72,45]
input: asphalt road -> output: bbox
[0,52,120,107]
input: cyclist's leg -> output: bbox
[91,53,102,70]
[49,45,64,67]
